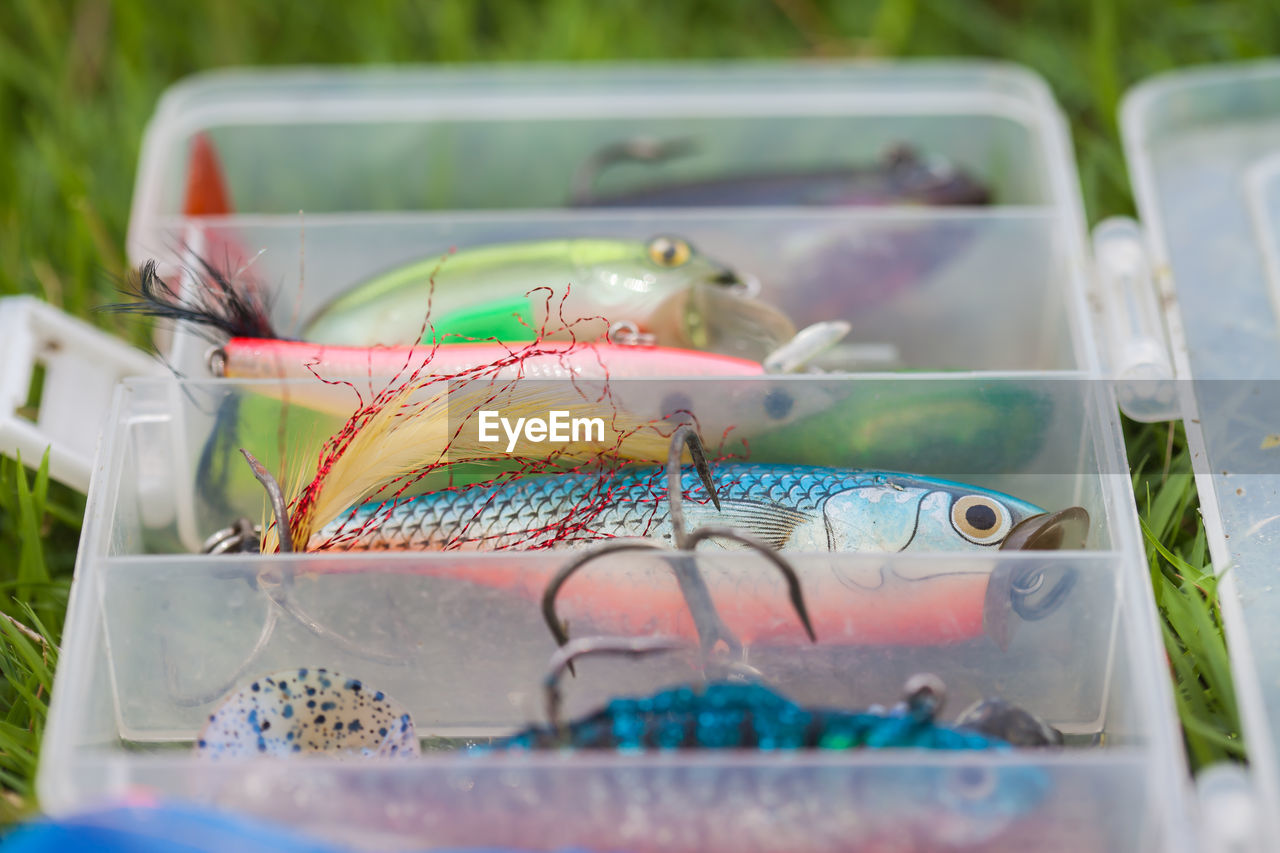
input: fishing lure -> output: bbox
[570,139,992,207]
[117,249,798,366]
[301,237,795,362]
[192,648,1059,753]
[210,319,852,388]
[211,337,763,384]
[321,461,1082,556]
[189,648,1059,758]
[162,134,803,362]
[743,381,1054,475]
[527,431,1083,651]
[204,333,830,423]
[210,331,768,419]
[234,417,1083,651]
[113,253,845,432]
[195,667,418,760]
[491,637,1010,752]
[568,138,995,325]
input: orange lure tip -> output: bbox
[183,132,233,216]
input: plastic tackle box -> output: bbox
[6,62,1225,851]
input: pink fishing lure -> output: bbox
[215,337,764,383]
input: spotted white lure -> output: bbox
[195,668,419,759]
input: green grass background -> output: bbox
[0,0,1267,820]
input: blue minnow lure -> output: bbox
[195,668,419,759]
[318,463,1086,555]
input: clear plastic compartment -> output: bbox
[48,554,1174,852]
[127,63,1062,226]
[36,61,1192,851]
[108,373,1112,555]
[125,63,1095,381]
[136,209,1085,380]
[39,373,1188,851]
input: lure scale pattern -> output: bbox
[323,464,902,551]
[317,462,1047,555]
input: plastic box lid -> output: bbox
[1123,59,1280,846]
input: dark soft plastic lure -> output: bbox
[571,142,992,208]
[488,643,1011,754]
[495,680,1007,752]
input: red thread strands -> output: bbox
[265,285,696,553]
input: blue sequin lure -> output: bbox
[488,638,1009,753]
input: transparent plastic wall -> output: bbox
[36,62,1193,852]
[121,63,1097,378]
[141,211,1081,382]
[42,376,1180,852]
[127,64,1064,222]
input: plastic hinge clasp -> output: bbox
[1090,217,1181,422]
[1197,764,1264,853]
[0,296,159,492]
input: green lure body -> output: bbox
[302,238,796,361]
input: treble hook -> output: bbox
[666,424,721,547]
[542,636,686,741]
[166,451,407,706]
[240,449,292,553]
[201,517,260,555]
[541,426,816,667]
[684,525,815,643]
[162,606,281,707]
[542,539,670,650]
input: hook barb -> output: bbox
[543,636,685,738]
[541,539,669,674]
[685,526,817,643]
[239,448,292,553]
[667,425,720,548]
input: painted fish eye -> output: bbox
[647,235,693,268]
[951,495,1012,546]
[762,387,794,420]
[659,391,695,421]
[947,765,998,801]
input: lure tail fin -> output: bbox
[102,257,282,345]
[180,132,256,278]
[183,132,234,216]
